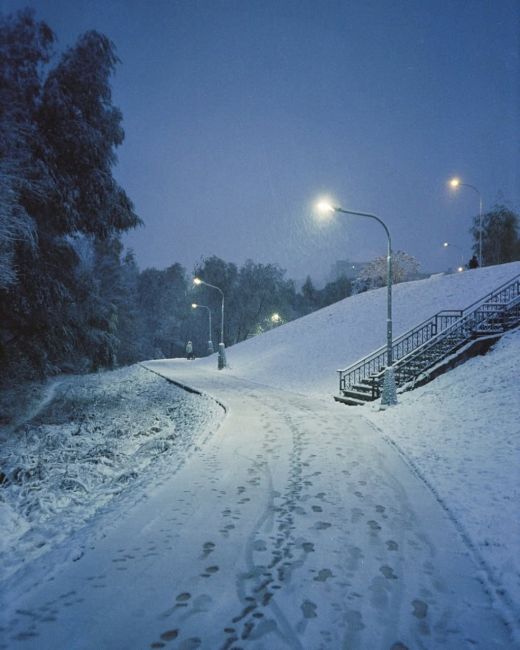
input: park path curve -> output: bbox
[0,360,512,649]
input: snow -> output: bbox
[0,366,223,581]
[366,327,520,607]
[1,261,519,649]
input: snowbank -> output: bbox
[0,365,223,581]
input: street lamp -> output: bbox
[271,312,282,324]
[315,199,397,406]
[442,241,465,272]
[191,303,214,354]
[448,177,483,267]
[193,277,226,369]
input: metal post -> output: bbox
[218,293,226,369]
[479,194,483,267]
[207,308,213,354]
[454,182,483,267]
[192,303,214,355]
[195,279,226,369]
[387,236,392,366]
[201,305,213,354]
[334,207,397,406]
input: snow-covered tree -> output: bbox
[355,251,420,292]
[0,9,53,288]
[0,12,141,381]
[38,30,140,238]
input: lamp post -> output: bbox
[191,303,214,355]
[316,200,397,406]
[193,277,226,369]
[442,241,465,272]
[449,177,483,267]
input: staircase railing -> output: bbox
[338,273,520,395]
[391,291,520,387]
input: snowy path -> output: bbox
[1,361,513,649]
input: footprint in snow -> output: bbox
[380,565,398,580]
[202,542,215,558]
[412,599,428,619]
[301,600,317,618]
[313,568,334,582]
[200,566,219,577]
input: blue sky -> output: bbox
[3,0,519,279]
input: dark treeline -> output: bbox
[470,206,520,267]
[0,10,352,382]
[85,254,353,364]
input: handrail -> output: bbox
[339,273,520,375]
[459,273,520,314]
[390,292,520,375]
[338,274,520,394]
[337,309,461,373]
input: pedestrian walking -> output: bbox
[186,340,194,360]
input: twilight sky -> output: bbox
[3,0,519,280]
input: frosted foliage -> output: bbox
[357,250,420,290]
[0,365,223,579]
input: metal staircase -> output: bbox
[336,273,520,406]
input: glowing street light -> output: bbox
[271,312,282,324]
[315,199,397,406]
[442,241,465,272]
[448,177,483,266]
[193,277,226,369]
[316,200,336,215]
[191,303,214,354]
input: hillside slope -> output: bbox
[199,261,520,397]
